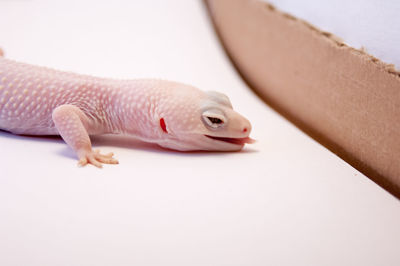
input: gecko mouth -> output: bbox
[205,135,255,145]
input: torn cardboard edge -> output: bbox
[205,0,400,199]
[264,3,400,78]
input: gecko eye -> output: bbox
[207,117,223,124]
[202,109,226,129]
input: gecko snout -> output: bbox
[240,118,252,136]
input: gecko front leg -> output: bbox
[52,104,118,168]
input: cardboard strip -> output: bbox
[206,0,400,198]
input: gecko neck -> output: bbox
[103,80,164,142]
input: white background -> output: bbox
[268,0,400,69]
[0,1,399,266]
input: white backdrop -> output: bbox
[268,0,400,68]
[0,1,399,266]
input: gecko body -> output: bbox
[0,50,253,167]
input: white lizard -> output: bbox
[0,49,254,167]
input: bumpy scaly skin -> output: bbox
[0,49,253,167]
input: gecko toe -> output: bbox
[78,158,88,167]
[95,153,119,164]
[102,152,114,158]
[97,157,119,164]
[88,156,103,168]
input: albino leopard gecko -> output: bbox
[0,49,254,167]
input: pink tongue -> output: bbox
[243,137,256,144]
[205,135,256,145]
[226,137,256,145]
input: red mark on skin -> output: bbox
[243,128,248,133]
[160,118,168,133]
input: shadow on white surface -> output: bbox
[0,130,259,162]
[93,135,259,156]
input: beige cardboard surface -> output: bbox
[206,0,400,197]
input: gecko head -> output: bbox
[157,89,254,151]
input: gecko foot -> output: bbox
[78,149,119,168]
